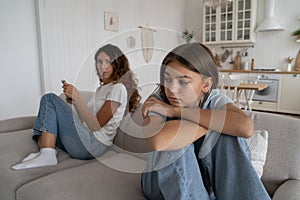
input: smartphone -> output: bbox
[61,80,72,102]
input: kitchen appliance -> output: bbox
[252,74,279,102]
[255,0,284,32]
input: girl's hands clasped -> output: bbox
[142,97,179,118]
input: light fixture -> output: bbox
[203,0,233,8]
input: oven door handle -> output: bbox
[259,79,277,82]
[258,79,278,86]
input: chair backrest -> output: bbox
[229,74,259,84]
[219,77,241,102]
[229,74,260,110]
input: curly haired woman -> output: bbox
[12,44,141,170]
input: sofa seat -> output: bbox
[16,158,147,200]
[0,118,148,200]
[0,128,94,200]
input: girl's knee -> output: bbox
[215,135,251,159]
[41,93,62,105]
[42,93,58,101]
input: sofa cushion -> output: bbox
[16,161,147,200]
[0,129,95,200]
[246,130,268,178]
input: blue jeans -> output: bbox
[33,93,107,159]
[141,134,271,200]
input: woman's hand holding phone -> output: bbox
[61,80,73,104]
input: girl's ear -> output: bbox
[203,77,213,93]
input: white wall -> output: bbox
[0,0,187,120]
[3,0,298,121]
[186,0,300,70]
[0,0,41,120]
[37,0,187,101]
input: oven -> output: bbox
[252,74,279,102]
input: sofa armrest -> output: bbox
[0,116,36,133]
[272,179,300,200]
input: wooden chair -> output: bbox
[229,74,260,110]
[219,76,241,104]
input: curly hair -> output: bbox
[94,44,141,112]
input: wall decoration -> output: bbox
[104,12,118,31]
[138,25,156,63]
[182,29,194,43]
[127,36,136,49]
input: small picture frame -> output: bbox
[127,36,136,48]
[104,12,119,31]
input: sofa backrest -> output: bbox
[0,116,36,133]
[113,104,151,154]
[77,91,150,154]
[246,111,300,196]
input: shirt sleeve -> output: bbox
[107,83,127,105]
[203,89,233,109]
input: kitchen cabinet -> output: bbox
[251,101,277,112]
[203,0,257,44]
[277,74,300,115]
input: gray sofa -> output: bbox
[0,91,299,200]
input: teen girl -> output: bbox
[141,43,270,200]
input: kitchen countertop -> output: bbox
[219,69,300,74]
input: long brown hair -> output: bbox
[94,44,141,112]
[159,42,219,108]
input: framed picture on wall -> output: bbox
[104,11,118,31]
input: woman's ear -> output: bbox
[203,77,213,93]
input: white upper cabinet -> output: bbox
[203,0,257,44]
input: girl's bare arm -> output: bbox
[142,97,253,139]
[143,115,208,151]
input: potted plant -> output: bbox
[291,27,300,71]
[182,29,194,43]
[292,28,300,41]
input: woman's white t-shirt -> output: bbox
[86,82,127,146]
